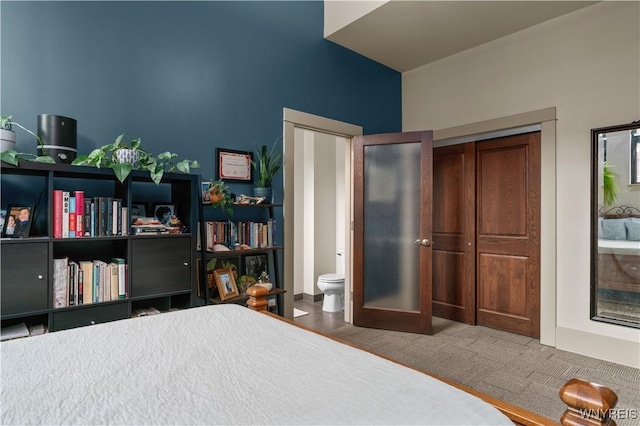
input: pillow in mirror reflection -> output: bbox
[255,282,272,291]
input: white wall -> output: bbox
[403,2,640,367]
[293,129,346,297]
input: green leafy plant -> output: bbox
[0,115,55,165]
[602,161,619,206]
[251,138,282,188]
[72,133,200,185]
[204,179,234,215]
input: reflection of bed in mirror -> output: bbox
[596,206,640,323]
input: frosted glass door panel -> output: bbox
[363,143,421,311]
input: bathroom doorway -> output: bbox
[283,108,362,323]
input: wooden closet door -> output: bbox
[432,142,475,324]
[476,132,541,337]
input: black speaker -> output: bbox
[37,114,77,164]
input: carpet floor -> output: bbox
[293,300,640,425]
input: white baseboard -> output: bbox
[556,327,640,368]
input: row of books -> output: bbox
[53,257,127,308]
[53,190,129,238]
[203,219,277,251]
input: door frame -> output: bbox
[282,108,362,322]
[431,107,556,346]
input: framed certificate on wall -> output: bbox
[216,148,253,182]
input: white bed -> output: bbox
[1,304,514,425]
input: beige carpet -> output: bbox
[327,317,640,426]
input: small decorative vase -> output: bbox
[114,148,140,169]
[0,129,16,153]
[253,186,272,203]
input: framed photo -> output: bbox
[201,182,212,205]
[216,148,253,182]
[214,268,239,301]
[0,209,6,234]
[244,254,268,280]
[130,202,148,219]
[152,203,175,226]
[3,205,33,238]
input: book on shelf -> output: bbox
[69,196,76,238]
[79,261,94,305]
[53,257,69,308]
[75,190,84,238]
[110,262,119,301]
[84,197,92,237]
[121,207,128,236]
[53,189,63,238]
[62,191,70,238]
[112,257,126,299]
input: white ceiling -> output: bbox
[325,1,598,72]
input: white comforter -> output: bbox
[1,305,511,425]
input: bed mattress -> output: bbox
[1,305,511,425]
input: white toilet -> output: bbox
[317,251,345,313]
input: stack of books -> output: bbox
[131,217,168,235]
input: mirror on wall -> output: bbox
[591,121,640,328]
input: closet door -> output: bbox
[476,132,541,337]
[432,142,476,324]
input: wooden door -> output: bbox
[432,142,476,324]
[353,131,433,334]
[476,132,541,337]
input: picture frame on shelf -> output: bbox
[244,254,268,280]
[201,181,212,205]
[196,258,217,297]
[152,203,175,226]
[2,204,33,238]
[216,148,253,182]
[0,209,6,234]
[130,202,148,220]
[214,268,239,301]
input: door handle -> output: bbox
[414,238,430,247]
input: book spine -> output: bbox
[62,191,70,238]
[68,262,75,306]
[53,257,68,308]
[75,190,84,238]
[77,268,84,305]
[91,201,97,236]
[115,199,122,236]
[69,196,76,238]
[53,190,63,238]
[107,197,114,236]
[98,197,108,236]
[93,262,100,303]
[110,263,119,301]
[84,198,92,237]
[121,206,128,236]
[112,258,126,299]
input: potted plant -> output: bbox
[251,137,282,202]
[72,133,200,185]
[204,179,234,215]
[0,115,55,165]
[602,161,619,206]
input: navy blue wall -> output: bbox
[1,1,401,197]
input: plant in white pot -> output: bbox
[72,133,200,185]
[251,138,282,203]
[0,115,55,165]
